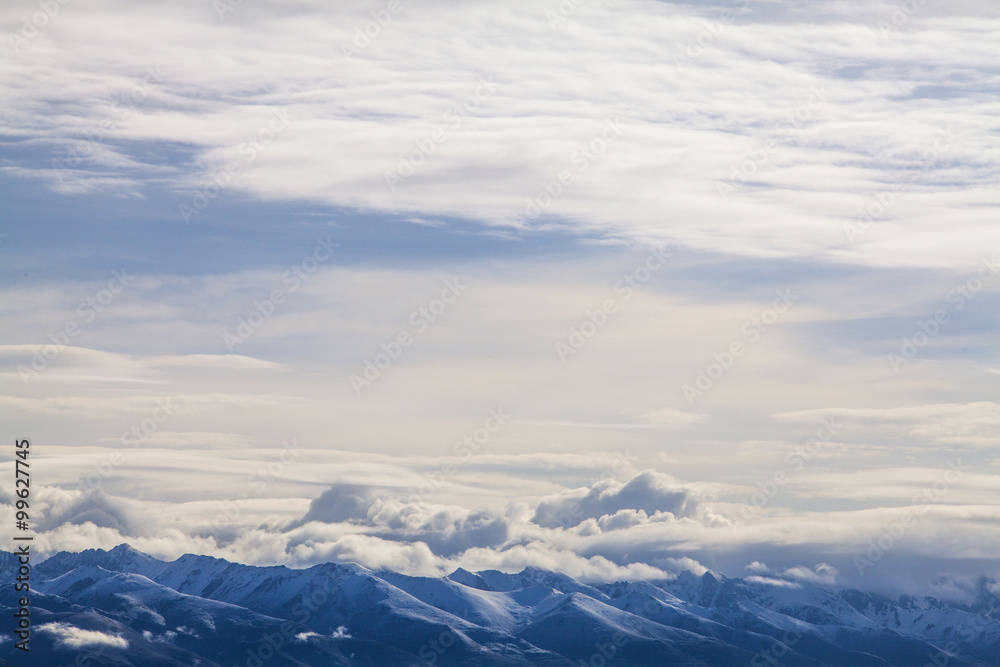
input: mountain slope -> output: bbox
[13,545,998,667]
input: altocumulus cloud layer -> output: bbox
[0,0,998,604]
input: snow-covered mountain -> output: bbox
[3,545,998,666]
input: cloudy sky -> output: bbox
[1,0,998,600]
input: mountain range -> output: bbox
[2,545,997,666]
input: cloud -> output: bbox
[745,576,802,589]
[142,630,177,644]
[781,563,839,585]
[596,509,654,532]
[640,408,708,428]
[2,1,998,268]
[294,484,375,525]
[287,533,442,574]
[13,469,998,598]
[370,504,511,557]
[0,345,282,385]
[0,388,279,420]
[0,0,997,608]
[37,490,155,538]
[653,556,710,577]
[291,483,512,556]
[454,543,673,583]
[38,623,128,649]
[773,402,1000,448]
[531,470,699,528]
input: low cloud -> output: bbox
[747,561,839,585]
[38,623,128,650]
[293,484,375,525]
[37,490,154,538]
[17,465,1000,598]
[531,470,699,529]
[783,563,839,585]
[291,483,511,556]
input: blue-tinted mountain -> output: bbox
[2,545,996,666]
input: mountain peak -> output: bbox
[447,567,493,591]
[108,543,140,555]
[26,545,998,667]
[36,543,167,581]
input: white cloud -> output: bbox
[745,576,802,588]
[531,470,699,528]
[1,1,998,267]
[9,470,997,597]
[142,630,177,644]
[774,402,1000,448]
[38,623,128,649]
[37,490,156,537]
[782,563,839,585]
[2,0,998,609]
[640,407,709,428]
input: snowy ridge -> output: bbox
[3,544,998,666]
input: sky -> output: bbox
[1,0,998,601]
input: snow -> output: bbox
[27,544,1000,667]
